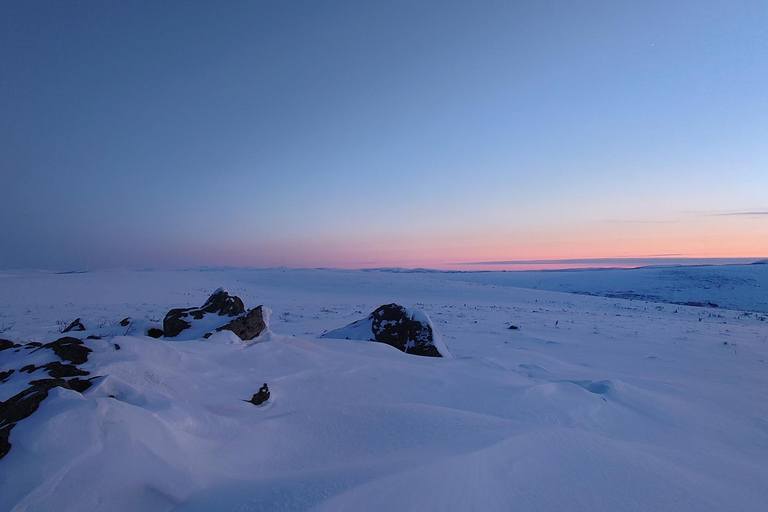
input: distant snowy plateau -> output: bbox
[1,264,767,512]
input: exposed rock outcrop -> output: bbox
[216,306,268,342]
[40,337,92,365]
[62,318,85,333]
[163,288,245,338]
[320,303,450,357]
[0,338,95,460]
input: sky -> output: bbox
[1,0,767,270]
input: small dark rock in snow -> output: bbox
[62,318,86,333]
[163,289,246,337]
[0,369,14,382]
[217,306,267,341]
[0,339,19,353]
[509,325,520,330]
[119,318,131,327]
[41,337,92,365]
[203,333,213,339]
[147,328,164,339]
[248,383,270,406]
[86,335,102,340]
[114,343,121,351]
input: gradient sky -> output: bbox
[1,0,767,270]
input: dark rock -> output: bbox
[370,304,442,357]
[1,380,61,426]
[114,343,121,350]
[0,425,11,460]
[163,289,246,338]
[247,383,270,406]
[322,304,445,357]
[216,306,267,341]
[0,378,95,430]
[0,369,13,382]
[25,342,42,348]
[508,325,520,330]
[147,328,164,339]
[203,333,213,339]
[86,335,102,340]
[65,377,94,393]
[20,365,37,374]
[62,318,85,333]
[119,317,131,327]
[41,337,91,365]
[41,361,89,379]
[0,339,19,353]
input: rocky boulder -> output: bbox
[216,306,268,342]
[163,288,246,338]
[320,303,450,357]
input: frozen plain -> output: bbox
[0,264,767,512]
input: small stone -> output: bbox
[147,328,164,339]
[62,318,86,333]
[248,383,270,406]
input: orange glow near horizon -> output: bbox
[193,215,768,271]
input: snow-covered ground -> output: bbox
[1,266,767,511]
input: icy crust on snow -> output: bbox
[0,267,767,512]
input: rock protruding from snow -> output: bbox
[216,305,269,342]
[0,339,19,352]
[61,318,85,333]
[163,289,246,337]
[321,304,451,357]
[41,337,92,365]
[0,337,96,460]
[247,383,270,406]
[146,328,164,339]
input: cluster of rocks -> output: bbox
[161,289,269,342]
[0,336,96,460]
[0,289,274,460]
[0,292,461,461]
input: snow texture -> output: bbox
[0,265,767,511]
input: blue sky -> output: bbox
[1,0,766,270]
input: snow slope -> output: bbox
[0,267,767,511]
[420,263,768,313]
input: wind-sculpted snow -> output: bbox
[0,267,767,511]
